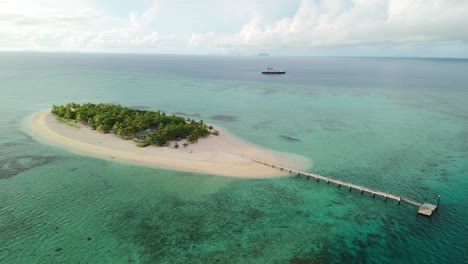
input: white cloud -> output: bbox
[188,32,215,47]
[212,0,468,52]
[0,1,176,52]
[0,0,94,16]
[129,2,159,32]
[0,0,467,56]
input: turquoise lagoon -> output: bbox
[0,53,467,263]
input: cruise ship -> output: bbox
[261,67,286,74]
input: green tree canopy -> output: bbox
[52,102,210,146]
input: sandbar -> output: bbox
[29,111,310,178]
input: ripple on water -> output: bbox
[0,155,57,179]
[209,114,238,122]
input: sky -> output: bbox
[1,0,468,57]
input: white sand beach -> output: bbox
[29,111,310,178]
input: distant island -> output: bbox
[29,103,310,177]
[51,103,217,147]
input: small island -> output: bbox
[51,103,217,147]
[29,103,310,177]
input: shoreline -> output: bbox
[29,111,310,178]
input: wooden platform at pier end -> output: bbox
[418,203,438,216]
[243,155,440,216]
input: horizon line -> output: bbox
[0,50,467,60]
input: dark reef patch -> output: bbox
[105,178,398,263]
[210,114,238,122]
[0,155,57,179]
[0,142,21,149]
[108,180,340,263]
[260,89,277,95]
[252,120,272,129]
[288,238,355,264]
[172,112,201,118]
[15,131,35,143]
[130,105,151,110]
[312,118,348,132]
[279,135,301,142]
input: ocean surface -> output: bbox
[0,52,467,263]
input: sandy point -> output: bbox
[28,111,311,178]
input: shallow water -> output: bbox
[0,53,467,263]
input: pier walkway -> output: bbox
[247,156,439,216]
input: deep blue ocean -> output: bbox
[0,52,467,263]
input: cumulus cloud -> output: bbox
[0,0,467,56]
[129,2,160,32]
[0,1,175,52]
[214,0,468,50]
[188,32,215,47]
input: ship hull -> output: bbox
[261,71,286,74]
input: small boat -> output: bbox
[261,67,286,74]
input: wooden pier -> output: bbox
[248,157,439,216]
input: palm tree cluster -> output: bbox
[52,103,210,146]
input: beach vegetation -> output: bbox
[57,117,80,129]
[187,133,199,143]
[52,103,210,147]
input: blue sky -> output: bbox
[1,0,467,57]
